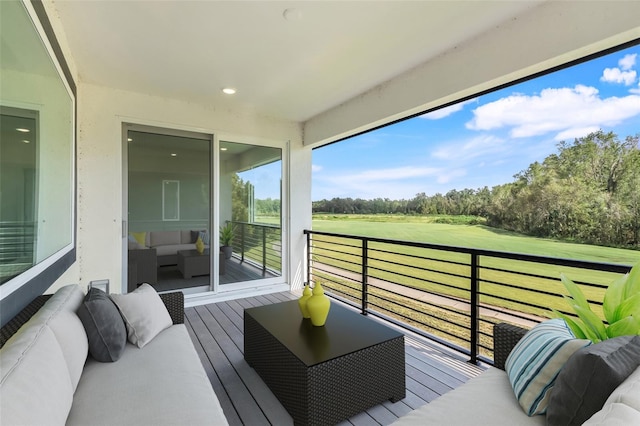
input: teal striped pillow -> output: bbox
[505,318,591,416]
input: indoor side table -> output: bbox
[244,299,405,426]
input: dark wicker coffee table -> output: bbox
[244,300,405,426]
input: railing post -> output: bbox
[262,226,267,276]
[306,231,311,287]
[241,223,245,263]
[361,238,368,315]
[470,251,479,365]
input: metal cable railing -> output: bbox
[304,229,634,365]
[232,221,282,275]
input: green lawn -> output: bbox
[311,215,640,265]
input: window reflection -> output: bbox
[220,141,282,284]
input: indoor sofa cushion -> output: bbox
[0,321,75,426]
[77,287,127,362]
[154,243,198,257]
[66,324,228,425]
[547,335,640,425]
[149,230,181,247]
[505,319,591,416]
[390,367,544,426]
[110,284,172,348]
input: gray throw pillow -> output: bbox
[546,335,640,426]
[76,287,127,362]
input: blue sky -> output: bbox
[312,45,640,201]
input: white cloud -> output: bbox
[313,166,445,200]
[340,166,440,182]
[466,85,640,140]
[619,53,637,71]
[631,82,640,95]
[555,127,600,141]
[421,98,477,120]
[436,169,467,184]
[312,164,323,172]
[601,67,637,85]
[432,134,506,160]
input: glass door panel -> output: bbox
[219,140,282,286]
[127,128,211,293]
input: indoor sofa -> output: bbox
[0,284,227,425]
[393,322,640,425]
[129,229,209,266]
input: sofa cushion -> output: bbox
[77,287,127,362]
[66,324,228,425]
[149,230,181,247]
[600,364,640,411]
[584,403,640,425]
[110,284,172,348]
[28,284,88,391]
[155,243,198,257]
[180,229,192,243]
[391,367,544,426]
[0,322,74,425]
[547,335,640,426]
[505,319,591,416]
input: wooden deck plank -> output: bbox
[184,314,243,426]
[194,304,293,425]
[185,307,258,425]
[185,291,483,426]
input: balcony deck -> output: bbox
[155,257,278,292]
[185,291,483,426]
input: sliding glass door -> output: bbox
[124,125,284,294]
[125,126,211,293]
[219,140,283,287]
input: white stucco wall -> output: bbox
[45,82,306,295]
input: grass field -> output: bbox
[311,214,640,265]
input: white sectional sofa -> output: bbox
[0,284,227,425]
[392,323,640,426]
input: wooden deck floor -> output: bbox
[185,291,483,426]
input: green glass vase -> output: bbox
[195,236,205,254]
[306,283,331,326]
[298,284,312,318]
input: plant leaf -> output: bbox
[615,293,640,321]
[574,304,607,342]
[624,261,640,300]
[560,274,591,311]
[606,316,640,338]
[603,274,628,323]
[552,310,587,339]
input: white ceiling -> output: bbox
[51,0,545,123]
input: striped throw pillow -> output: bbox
[505,318,591,416]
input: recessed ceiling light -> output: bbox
[222,88,236,95]
[127,138,133,142]
[220,147,228,151]
[16,128,30,133]
[170,153,177,157]
[22,140,30,144]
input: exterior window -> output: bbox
[0,0,75,324]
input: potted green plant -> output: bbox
[553,260,640,342]
[219,223,236,260]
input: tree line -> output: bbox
[312,131,640,249]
